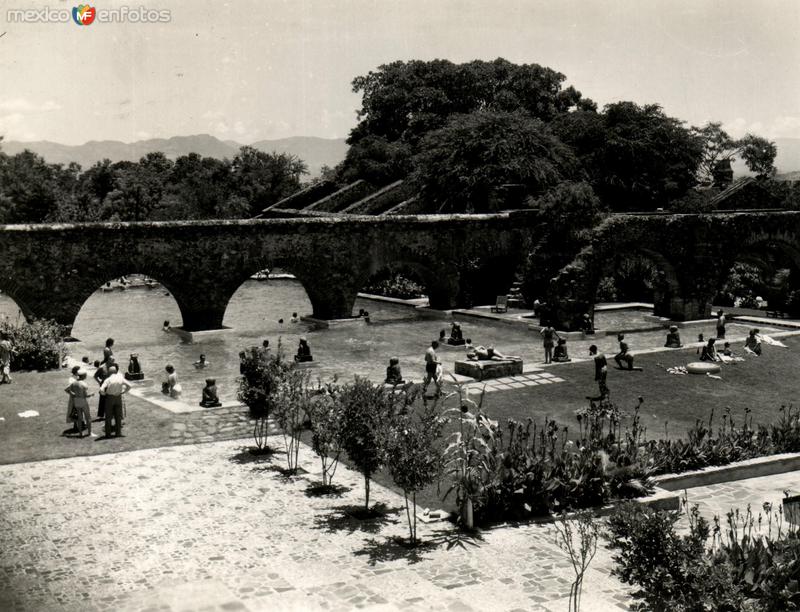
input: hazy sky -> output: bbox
[0,0,798,144]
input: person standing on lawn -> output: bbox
[67,369,94,438]
[422,340,442,397]
[540,324,559,364]
[101,337,115,365]
[587,345,610,401]
[0,332,15,384]
[93,357,115,419]
[99,364,130,438]
[716,310,726,339]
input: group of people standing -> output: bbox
[65,338,131,439]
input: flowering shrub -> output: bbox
[0,318,66,371]
[438,396,800,525]
[363,272,426,300]
[439,392,654,525]
[643,405,800,476]
[237,342,293,451]
[606,497,800,611]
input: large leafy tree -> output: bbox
[0,150,78,223]
[344,58,595,189]
[692,122,777,185]
[559,102,704,211]
[410,110,578,213]
[230,146,307,216]
[103,153,173,221]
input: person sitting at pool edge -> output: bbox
[295,337,313,362]
[664,325,683,348]
[614,334,642,371]
[200,378,222,408]
[700,337,722,362]
[552,338,572,362]
[745,329,762,356]
[447,322,465,346]
[385,357,405,385]
[722,342,734,357]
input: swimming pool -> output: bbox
[0,282,789,404]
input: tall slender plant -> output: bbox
[336,377,398,511]
[273,367,312,473]
[307,381,343,488]
[237,340,291,452]
[383,389,445,545]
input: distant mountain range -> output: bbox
[0,134,349,177]
[2,134,798,180]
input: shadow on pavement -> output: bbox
[313,503,401,535]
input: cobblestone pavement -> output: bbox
[1,437,797,612]
[678,471,800,532]
[0,439,631,612]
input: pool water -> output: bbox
[0,283,788,404]
[593,309,660,332]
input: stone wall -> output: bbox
[546,211,800,329]
[0,213,529,332]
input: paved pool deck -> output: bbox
[1,436,798,612]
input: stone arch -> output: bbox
[594,247,683,319]
[360,255,459,310]
[218,257,360,322]
[0,277,38,323]
[736,235,800,273]
[68,269,187,334]
[546,240,684,329]
[715,234,800,308]
[219,260,315,324]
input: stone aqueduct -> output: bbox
[1,210,800,333]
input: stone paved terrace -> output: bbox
[1,435,798,612]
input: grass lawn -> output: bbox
[366,334,800,514]
[483,335,800,440]
[3,335,800,517]
[0,369,248,465]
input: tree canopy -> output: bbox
[341,58,779,213]
[0,145,307,223]
[692,122,777,186]
[410,111,577,213]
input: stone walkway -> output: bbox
[678,470,799,533]
[0,439,629,612]
[1,437,797,612]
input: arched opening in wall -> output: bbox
[591,248,680,328]
[358,263,431,323]
[459,254,520,308]
[0,289,27,325]
[72,274,183,354]
[714,240,800,316]
[222,265,313,337]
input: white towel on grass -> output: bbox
[759,334,787,348]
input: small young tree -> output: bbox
[336,376,396,512]
[273,367,312,473]
[383,398,446,545]
[553,510,599,612]
[307,381,343,487]
[237,342,292,452]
